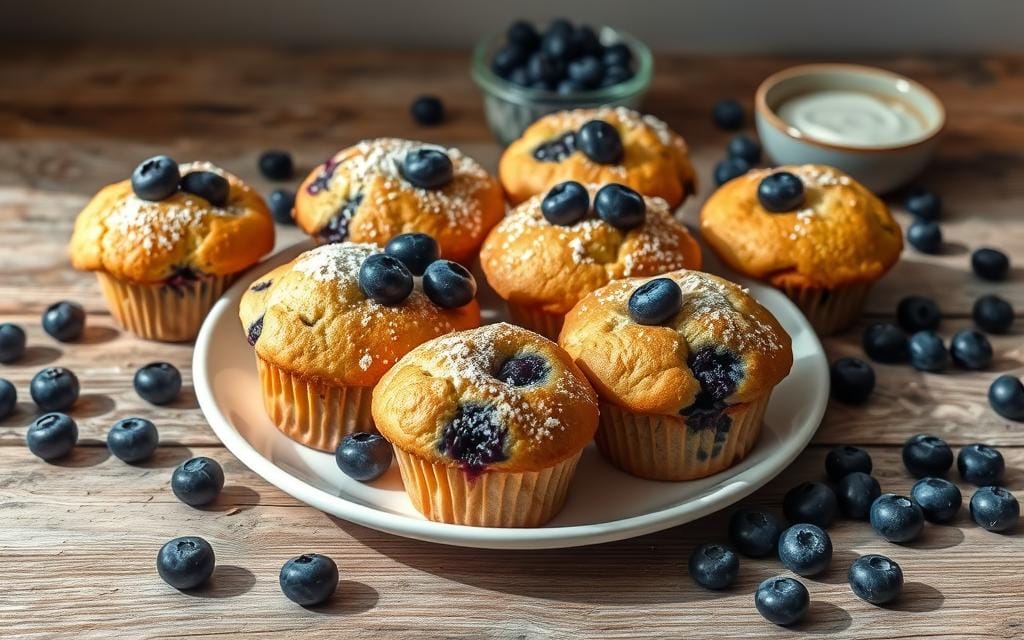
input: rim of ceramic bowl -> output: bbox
[755,63,946,154]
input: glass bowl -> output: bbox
[471,27,653,145]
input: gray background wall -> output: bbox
[1,0,1022,53]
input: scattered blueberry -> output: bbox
[713,157,751,186]
[577,120,624,164]
[258,150,294,181]
[422,260,476,309]
[957,443,1005,486]
[712,99,744,131]
[401,148,454,189]
[41,300,85,342]
[30,367,79,412]
[180,171,230,207]
[755,576,809,626]
[727,134,761,164]
[973,294,1014,334]
[506,20,540,50]
[26,412,78,460]
[971,248,1010,282]
[911,477,962,523]
[907,219,942,254]
[497,354,550,387]
[905,189,941,220]
[541,181,589,226]
[594,183,646,231]
[0,379,15,420]
[567,56,604,89]
[848,554,904,605]
[0,323,26,363]
[728,508,782,558]
[688,543,739,590]
[783,481,838,528]
[826,445,873,481]
[157,536,215,590]
[385,233,440,276]
[970,486,1019,532]
[989,375,1024,421]
[268,189,296,224]
[896,295,941,332]
[171,457,225,507]
[862,323,908,363]
[410,95,444,126]
[335,432,393,482]
[950,329,992,370]
[107,417,159,463]
[131,155,180,201]
[908,331,948,373]
[134,362,182,405]
[628,278,683,326]
[778,523,832,576]
[280,553,339,606]
[358,254,414,306]
[902,434,953,478]
[869,494,924,542]
[830,357,875,404]
[837,472,882,520]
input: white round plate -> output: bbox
[194,241,828,550]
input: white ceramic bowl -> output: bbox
[755,63,945,193]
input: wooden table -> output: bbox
[1,47,1022,639]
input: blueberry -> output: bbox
[628,278,683,326]
[566,56,603,89]
[600,65,633,87]
[41,300,85,342]
[30,367,79,412]
[594,184,646,231]
[757,171,804,212]
[825,445,873,481]
[180,171,230,207]
[438,404,508,471]
[134,362,182,405]
[541,181,589,226]
[908,330,948,373]
[171,457,225,507]
[907,219,942,254]
[783,481,838,528]
[407,95,444,128]
[541,28,577,60]
[570,25,602,58]
[545,18,573,37]
[577,120,624,165]
[712,99,744,130]
[830,357,875,404]
[905,189,941,220]
[713,157,751,186]
[836,472,882,520]
[131,155,180,201]
[848,554,904,605]
[973,294,1014,334]
[507,66,530,86]
[778,523,832,576]
[950,329,992,370]
[506,21,540,51]
[989,375,1024,421]
[526,52,563,85]
[492,46,528,77]
[0,323,26,363]
[869,494,925,542]
[728,508,782,558]
[496,354,550,387]
[358,254,414,306]
[971,247,1010,281]
[911,477,962,523]
[755,577,809,626]
[422,260,476,309]
[970,486,1019,532]
[401,148,454,190]
[0,379,15,420]
[258,150,294,181]
[280,553,339,606]
[862,323,908,363]
[26,412,78,460]
[897,295,941,332]
[384,233,440,277]
[157,536,215,590]
[957,443,1005,486]
[268,189,295,224]
[107,417,159,463]
[602,43,633,68]
[727,134,761,164]
[688,543,739,590]
[335,432,393,482]
[556,79,584,95]
[902,434,953,478]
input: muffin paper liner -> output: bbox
[779,282,872,336]
[257,357,374,453]
[392,448,582,527]
[96,272,233,342]
[505,302,565,341]
[595,394,770,481]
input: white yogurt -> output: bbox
[776,90,926,148]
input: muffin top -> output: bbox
[700,164,902,289]
[293,138,505,263]
[372,323,599,474]
[70,161,274,284]
[559,270,792,418]
[498,107,697,206]
[239,242,480,387]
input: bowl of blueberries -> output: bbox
[472,18,652,145]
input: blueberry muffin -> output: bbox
[559,270,792,481]
[498,107,697,206]
[372,323,598,527]
[70,157,274,342]
[294,138,505,263]
[480,181,701,339]
[239,241,480,452]
[701,165,902,335]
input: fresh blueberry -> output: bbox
[713,157,751,186]
[401,148,454,190]
[0,379,15,420]
[570,25,602,58]
[830,357,875,404]
[755,577,809,626]
[358,254,414,306]
[971,247,1010,281]
[506,20,540,51]
[507,65,529,86]
[757,171,804,212]
[905,189,941,220]
[837,472,882,520]
[171,457,225,507]
[107,417,159,463]
[907,219,942,254]
[600,64,633,87]
[973,294,1014,334]
[422,260,476,309]
[134,362,182,405]
[258,150,294,181]
[30,367,79,412]
[728,508,782,558]
[902,434,953,478]
[541,27,577,60]
[577,120,624,165]
[526,52,563,85]
[556,79,584,95]
[566,56,603,89]
[180,171,230,207]
[957,443,1005,486]
[848,554,904,605]
[438,404,508,471]
[268,189,296,224]
[131,155,180,201]
[541,181,589,226]
[896,295,941,332]
[385,233,440,276]
[778,523,832,576]
[26,412,78,460]
[727,134,761,164]
[410,95,444,126]
[862,323,908,363]
[594,183,646,230]
[628,278,683,326]
[950,329,992,370]
[908,331,948,373]
[688,543,739,590]
[602,43,633,68]
[783,481,838,528]
[712,99,744,130]
[0,323,26,363]
[280,553,339,606]
[911,477,962,523]
[157,536,215,590]
[970,486,1019,532]
[41,300,85,342]
[826,445,873,481]
[545,18,573,37]
[869,494,925,542]
[989,375,1024,421]
[492,46,528,77]
[335,432,393,482]
[497,354,550,387]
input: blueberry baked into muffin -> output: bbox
[70,157,275,342]
[701,164,902,335]
[480,181,701,339]
[293,138,505,263]
[559,270,792,481]
[239,240,480,452]
[372,323,598,527]
[498,107,697,206]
